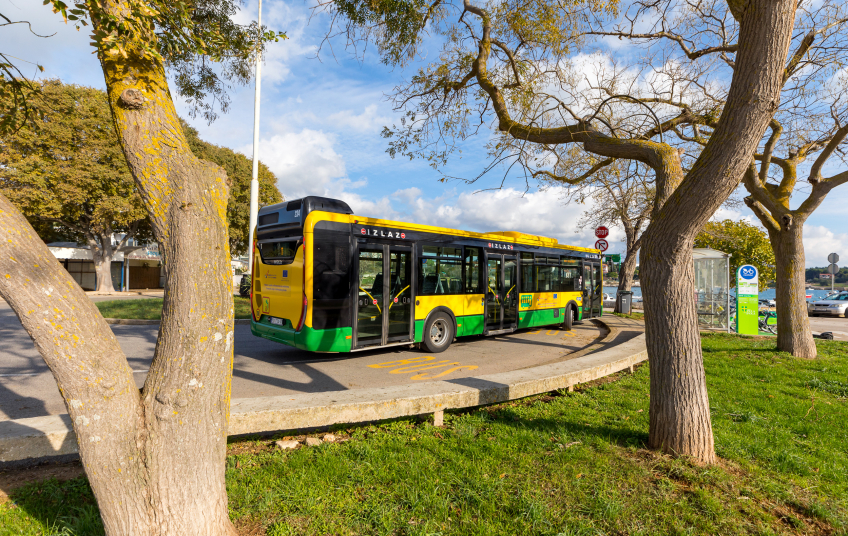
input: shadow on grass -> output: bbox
[8,476,104,535]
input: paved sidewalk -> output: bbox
[0,314,648,462]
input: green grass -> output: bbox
[613,310,645,321]
[2,334,847,535]
[94,296,252,320]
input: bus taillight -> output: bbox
[250,239,258,322]
[296,240,307,331]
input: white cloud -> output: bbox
[803,225,848,267]
[327,105,392,133]
[242,129,347,197]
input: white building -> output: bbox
[48,239,164,292]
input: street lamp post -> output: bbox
[248,0,263,272]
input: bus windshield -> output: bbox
[258,239,299,265]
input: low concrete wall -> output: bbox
[0,332,647,462]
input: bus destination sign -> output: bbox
[360,227,407,239]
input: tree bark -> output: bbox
[91,236,116,293]
[640,0,796,463]
[0,7,239,534]
[770,221,817,358]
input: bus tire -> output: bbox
[563,305,573,331]
[423,312,454,353]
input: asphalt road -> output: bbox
[0,298,609,420]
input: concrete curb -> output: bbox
[104,318,251,325]
[0,326,646,462]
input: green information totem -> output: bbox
[736,265,759,335]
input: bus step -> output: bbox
[485,328,516,336]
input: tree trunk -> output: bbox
[0,8,239,534]
[642,246,716,462]
[639,0,797,463]
[91,239,116,293]
[95,46,238,534]
[770,222,817,358]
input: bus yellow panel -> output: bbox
[259,246,304,326]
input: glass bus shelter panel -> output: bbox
[357,250,384,345]
[387,250,412,341]
[486,257,502,329]
[503,257,518,327]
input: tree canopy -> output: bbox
[0,79,283,260]
[695,219,776,291]
[0,79,147,247]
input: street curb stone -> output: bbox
[105,318,251,325]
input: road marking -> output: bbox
[367,355,478,380]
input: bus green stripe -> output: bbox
[251,321,352,352]
[414,314,486,342]
[518,308,565,329]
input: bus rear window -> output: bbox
[258,240,299,265]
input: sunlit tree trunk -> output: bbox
[768,219,817,358]
[0,12,238,536]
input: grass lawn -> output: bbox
[613,310,645,321]
[94,296,252,320]
[2,334,847,535]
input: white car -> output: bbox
[808,292,848,317]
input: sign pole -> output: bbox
[248,0,263,273]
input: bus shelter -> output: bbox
[693,248,731,331]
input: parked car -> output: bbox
[758,298,776,308]
[808,292,848,317]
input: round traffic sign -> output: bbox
[595,239,609,252]
[595,226,609,238]
[828,253,839,264]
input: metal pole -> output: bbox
[248,0,263,272]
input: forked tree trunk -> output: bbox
[1,14,239,536]
[770,222,817,358]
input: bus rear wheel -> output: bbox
[423,313,454,353]
[563,305,574,331]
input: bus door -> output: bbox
[581,261,603,318]
[354,244,413,348]
[485,253,518,333]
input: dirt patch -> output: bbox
[0,460,84,503]
[235,517,267,536]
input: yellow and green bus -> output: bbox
[250,196,604,353]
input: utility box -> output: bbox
[617,291,633,315]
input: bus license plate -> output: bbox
[270,317,283,326]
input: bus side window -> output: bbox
[560,257,580,292]
[420,246,462,295]
[520,253,534,292]
[463,247,481,293]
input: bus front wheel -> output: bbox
[423,313,454,353]
[563,305,573,331]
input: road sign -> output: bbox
[828,253,839,264]
[736,265,759,335]
[595,239,609,252]
[828,263,839,275]
[595,226,609,238]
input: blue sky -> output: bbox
[5,0,848,267]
